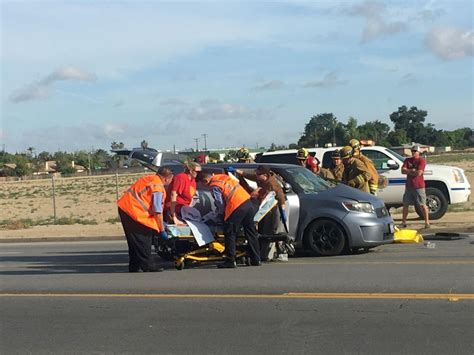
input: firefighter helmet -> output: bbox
[297,148,309,160]
[340,146,353,160]
[349,139,360,150]
[237,147,250,161]
[331,150,341,159]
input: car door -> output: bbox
[362,148,403,204]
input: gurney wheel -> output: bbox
[175,261,185,270]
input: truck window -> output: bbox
[259,153,297,165]
[322,150,336,169]
[362,150,393,170]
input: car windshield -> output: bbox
[384,148,406,162]
[284,167,334,194]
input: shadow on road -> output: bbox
[0,250,144,275]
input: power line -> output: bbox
[193,138,200,152]
[202,134,208,151]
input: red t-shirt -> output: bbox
[167,172,196,208]
[403,157,426,188]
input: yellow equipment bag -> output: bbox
[393,226,424,243]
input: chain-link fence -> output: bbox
[0,172,149,229]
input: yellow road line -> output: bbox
[273,261,474,265]
[1,293,473,300]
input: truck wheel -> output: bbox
[415,187,448,220]
[303,219,346,256]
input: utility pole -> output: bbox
[193,138,200,152]
[332,120,336,146]
[202,134,208,151]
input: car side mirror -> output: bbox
[386,159,399,170]
[283,182,292,193]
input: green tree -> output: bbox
[111,141,125,150]
[344,117,359,140]
[358,120,391,146]
[268,143,287,151]
[73,150,91,172]
[93,149,111,169]
[389,105,428,143]
[13,155,33,177]
[26,147,35,158]
[298,113,339,147]
[54,151,75,174]
[37,151,52,162]
[387,129,409,146]
[110,142,125,168]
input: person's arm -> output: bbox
[169,191,185,225]
[152,191,165,232]
[271,179,286,207]
[211,186,225,216]
[401,159,418,176]
[347,161,371,188]
[236,170,258,182]
[414,159,426,176]
[168,175,186,225]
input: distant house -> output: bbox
[434,146,452,154]
[33,161,57,175]
[33,160,86,175]
[71,161,86,173]
[0,163,17,176]
[391,143,433,156]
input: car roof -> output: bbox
[204,162,299,170]
[260,145,384,156]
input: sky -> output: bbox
[1,0,473,153]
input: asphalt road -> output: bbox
[1,238,473,354]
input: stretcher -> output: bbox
[152,192,290,270]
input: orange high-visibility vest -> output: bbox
[210,174,250,221]
[117,175,166,231]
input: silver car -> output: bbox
[202,163,394,256]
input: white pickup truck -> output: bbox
[256,146,471,220]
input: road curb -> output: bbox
[0,235,124,243]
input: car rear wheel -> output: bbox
[304,219,346,256]
[415,187,448,220]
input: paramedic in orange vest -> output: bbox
[117,167,174,272]
[198,172,261,268]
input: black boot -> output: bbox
[217,259,237,269]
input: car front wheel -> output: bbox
[304,219,346,256]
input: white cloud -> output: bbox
[425,27,474,60]
[10,66,97,103]
[345,1,407,42]
[303,72,348,88]
[253,80,285,91]
[104,123,125,138]
[186,100,274,121]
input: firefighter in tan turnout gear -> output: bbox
[319,150,344,182]
[349,139,379,195]
[340,146,371,193]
